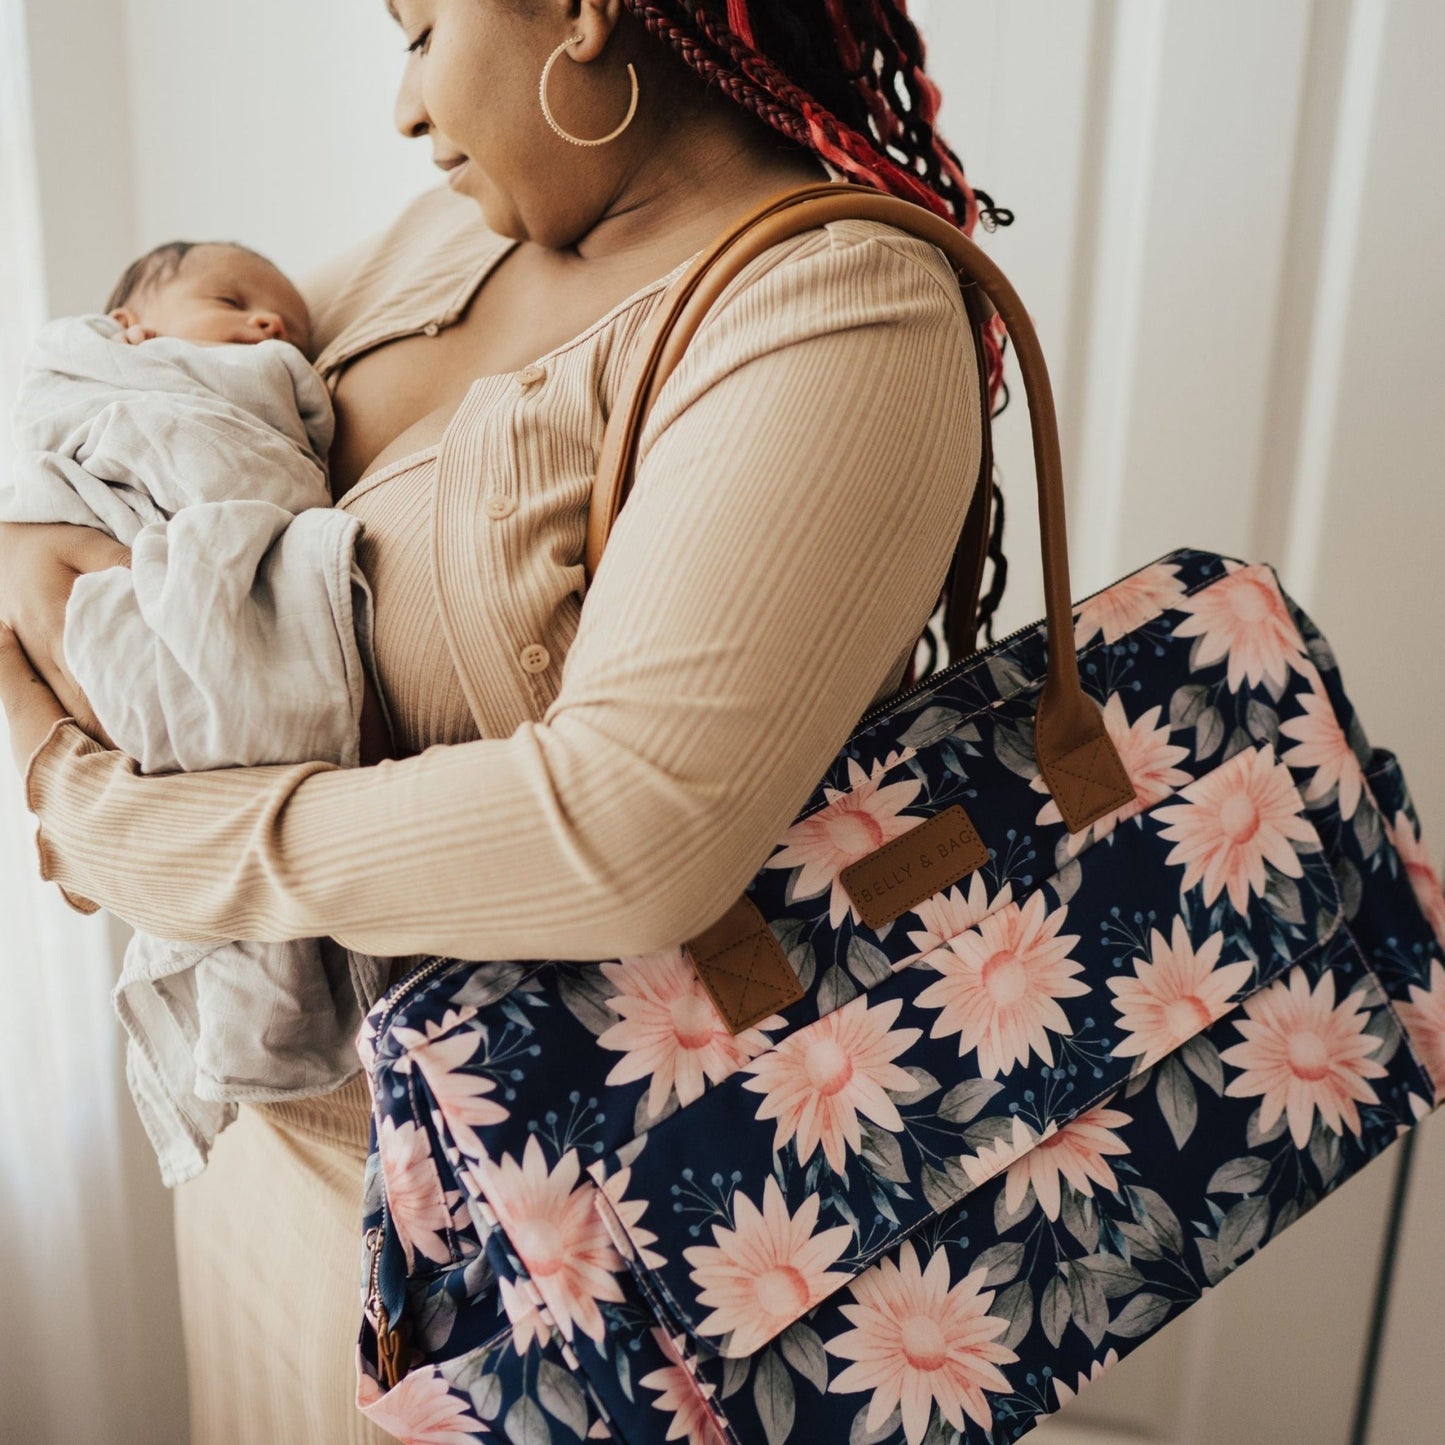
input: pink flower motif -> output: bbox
[638,1327,729,1445]
[497,1275,549,1356]
[764,752,926,928]
[597,950,783,1118]
[393,1007,509,1158]
[1053,1347,1120,1408]
[1108,917,1255,1071]
[1074,562,1188,647]
[473,1136,624,1346]
[1152,745,1318,913]
[378,1116,453,1269]
[825,1240,1017,1445]
[355,1360,486,1443]
[915,891,1087,1078]
[1398,958,1445,1104]
[1170,561,1309,693]
[1031,693,1192,855]
[899,874,1013,972]
[593,1165,667,1270]
[1278,677,1365,820]
[742,994,922,1172]
[683,1175,853,1355]
[1220,970,1387,1149]
[1382,807,1445,949]
[957,1101,1132,1221]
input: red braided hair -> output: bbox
[623,0,1017,667]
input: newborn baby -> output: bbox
[1,238,394,1184]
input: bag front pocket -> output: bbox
[587,741,1344,1360]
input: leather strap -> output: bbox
[584,181,1136,1028]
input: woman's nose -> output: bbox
[394,60,429,139]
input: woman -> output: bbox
[0,0,996,1438]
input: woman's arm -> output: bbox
[21,228,983,961]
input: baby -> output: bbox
[1,237,395,1184]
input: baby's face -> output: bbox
[110,245,312,356]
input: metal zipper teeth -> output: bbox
[374,952,456,1033]
[850,550,1191,736]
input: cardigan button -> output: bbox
[484,493,517,519]
[516,363,547,389]
[423,322,440,337]
[519,643,550,674]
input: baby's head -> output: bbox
[105,241,312,357]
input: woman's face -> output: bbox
[388,0,652,247]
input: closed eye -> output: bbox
[407,28,431,55]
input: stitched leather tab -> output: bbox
[683,895,803,1034]
[839,805,990,930]
[1040,729,1135,835]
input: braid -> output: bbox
[624,0,1017,674]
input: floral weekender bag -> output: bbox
[353,184,1445,1444]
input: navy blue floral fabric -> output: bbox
[352,547,1445,1444]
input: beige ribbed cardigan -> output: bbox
[23,180,982,970]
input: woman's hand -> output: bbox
[0,521,131,751]
[0,622,69,775]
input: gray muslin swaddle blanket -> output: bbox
[1,313,393,1184]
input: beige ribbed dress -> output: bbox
[23,180,981,1441]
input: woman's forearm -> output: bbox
[24,230,982,963]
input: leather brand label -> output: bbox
[840,804,989,930]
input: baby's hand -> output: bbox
[113,323,157,345]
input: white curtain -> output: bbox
[0,1,189,1439]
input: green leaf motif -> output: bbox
[1155,1055,1198,1150]
[469,1373,504,1422]
[817,964,859,1015]
[1065,1261,1110,1347]
[1041,1272,1070,1348]
[1217,1195,1270,1263]
[971,1242,1026,1287]
[899,706,966,751]
[779,1323,830,1394]
[1108,1292,1174,1339]
[1180,1036,1226,1096]
[858,1120,910,1184]
[1078,1253,1146,1299]
[1206,1156,1271,1195]
[1128,1186,1185,1256]
[939,1078,1004,1125]
[846,936,893,989]
[753,1347,797,1445]
[536,1359,589,1438]
[1196,706,1226,759]
[994,1280,1035,1352]
[1169,682,1211,730]
[503,1396,552,1445]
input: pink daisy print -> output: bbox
[596,949,783,1118]
[902,874,1014,967]
[683,1175,853,1356]
[763,753,927,928]
[741,994,922,1172]
[1220,970,1387,1149]
[356,1361,486,1444]
[956,1102,1132,1222]
[1170,562,1309,693]
[377,1115,454,1269]
[1398,958,1445,1103]
[593,1165,667,1270]
[638,1327,729,1445]
[393,1007,509,1158]
[825,1240,1017,1445]
[1053,1348,1120,1408]
[1031,693,1192,855]
[915,891,1088,1078]
[473,1136,624,1346]
[1278,678,1365,820]
[1074,562,1187,647]
[1108,916,1255,1071]
[1382,808,1445,949]
[1152,745,1318,913]
[497,1274,549,1357]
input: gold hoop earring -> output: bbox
[539,34,639,147]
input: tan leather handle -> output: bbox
[584,180,1133,836]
